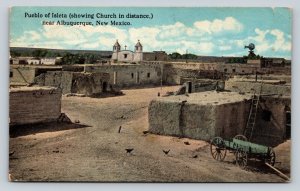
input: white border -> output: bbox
[1,1,299,191]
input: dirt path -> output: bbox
[9,86,289,182]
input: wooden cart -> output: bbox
[210,135,276,168]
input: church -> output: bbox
[111,40,168,63]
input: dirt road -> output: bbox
[9,86,289,182]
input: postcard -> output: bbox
[9,7,291,182]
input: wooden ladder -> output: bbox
[244,81,263,140]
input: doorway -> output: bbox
[102,81,108,92]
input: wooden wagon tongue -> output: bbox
[265,163,290,181]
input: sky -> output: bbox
[9,7,292,59]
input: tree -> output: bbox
[169,52,182,59]
[32,49,48,58]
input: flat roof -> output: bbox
[157,91,252,105]
[9,86,57,93]
[10,65,62,69]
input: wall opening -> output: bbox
[147,73,150,78]
[102,81,108,92]
[187,81,192,93]
[261,110,272,121]
[10,71,13,77]
[131,73,134,79]
[232,69,236,73]
[224,68,227,72]
[124,54,128,59]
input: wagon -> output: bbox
[210,135,276,168]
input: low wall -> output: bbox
[9,87,62,125]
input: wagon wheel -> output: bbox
[265,148,276,166]
[235,148,248,168]
[234,134,247,141]
[210,137,227,161]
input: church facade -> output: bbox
[111,40,168,63]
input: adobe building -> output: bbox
[148,92,252,141]
[83,63,162,88]
[148,79,291,146]
[111,40,167,63]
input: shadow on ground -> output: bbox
[10,121,91,138]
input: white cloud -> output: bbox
[219,45,232,51]
[247,28,291,53]
[128,27,160,48]
[194,17,243,34]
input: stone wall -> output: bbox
[9,87,61,125]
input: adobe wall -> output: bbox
[148,92,251,141]
[143,52,168,61]
[232,75,291,84]
[179,78,224,93]
[163,65,223,84]
[252,96,291,146]
[70,72,110,96]
[84,64,161,88]
[225,80,291,96]
[9,87,61,125]
[45,71,63,88]
[10,67,36,84]
[33,71,110,96]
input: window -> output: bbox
[261,110,272,121]
[131,73,134,79]
[224,68,227,72]
[232,69,236,73]
[147,73,150,78]
[124,54,128,59]
[10,71,13,77]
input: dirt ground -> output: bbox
[9,86,290,182]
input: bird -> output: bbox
[184,141,190,145]
[163,149,170,155]
[9,151,15,157]
[125,148,134,154]
[118,126,122,133]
